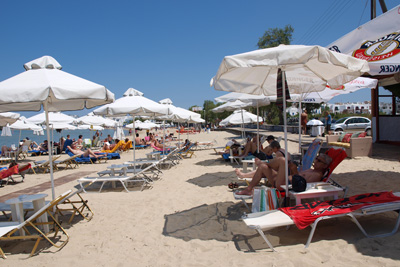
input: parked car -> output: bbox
[331,116,371,135]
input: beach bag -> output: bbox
[292,174,307,192]
[252,186,281,213]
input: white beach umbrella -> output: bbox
[26,111,77,125]
[159,98,173,105]
[10,117,43,132]
[126,121,159,130]
[211,44,369,202]
[307,119,324,126]
[94,88,171,164]
[77,124,104,131]
[10,117,43,146]
[214,92,274,148]
[0,112,20,127]
[1,126,12,137]
[212,100,253,113]
[0,55,115,200]
[219,109,262,126]
[298,77,378,104]
[77,114,116,128]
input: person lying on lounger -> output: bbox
[217,139,241,156]
[67,144,105,158]
[235,153,332,195]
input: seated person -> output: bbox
[134,133,145,145]
[182,139,196,150]
[236,153,332,195]
[66,144,105,158]
[217,139,241,155]
[63,135,73,151]
[151,139,168,150]
[74,135,84,149]
[102,139,121,151]
[123,138,132,149]
[238,135,266,159]
[33,140,49,152]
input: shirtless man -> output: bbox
[74,135,84,149]
[67,144,104,158]
[134,133,144,145]
[236,153,332,195]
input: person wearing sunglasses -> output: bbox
[236,153,332,195]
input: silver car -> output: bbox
[331,116,371,135]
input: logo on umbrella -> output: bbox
[352,32,400,62]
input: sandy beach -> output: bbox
[1,129,400,266]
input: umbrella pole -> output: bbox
[163,120,166,154]
[257,103,260,153]
[178,122,181,148]
[15,129,22,161]
[299,100,302,153]
[241,109,245,139]
[132,116,136,170]
[282,71,289,207]
[44,102,55,200]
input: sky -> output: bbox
[0,0,398,118]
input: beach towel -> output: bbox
[280,191,400,230]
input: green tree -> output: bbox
[257,25,294,49]
[257,25,294,125]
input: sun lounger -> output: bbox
[241,191,400,252]
[55,186,94,223]
[101,140,124,153]
[0,163,31,186]
[53,154,80,170]
[31,156,60,174]
[0,190,71,258]
[78,162,158,193]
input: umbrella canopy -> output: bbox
[10,117,43,131]
[1,126,12,137]
[126,120,159,130]
[215,92,273,106]
[77,114,116,127]
[219,109,262,126]
[307,119,324,126]
[159,98,173,105]
[295,77,379,104]
[158,102,201,123]
[0,60,114,112]
[211,44,369,203]
[327,4,400,78]
[26,111,77,125]
[0,112,20,127]
[212,45,369,95]
[77,124,104,131]
[212,99,253,113]
[0,55,115,200]
[93,88,170,117]
[43,123,77,130]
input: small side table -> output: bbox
[5,194,49,235]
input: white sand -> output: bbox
[1,129,400,266]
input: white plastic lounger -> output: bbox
[242,193,400,252]
[78,175,147,193]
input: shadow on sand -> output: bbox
[187,171,239,188]
[163,199,400,260]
